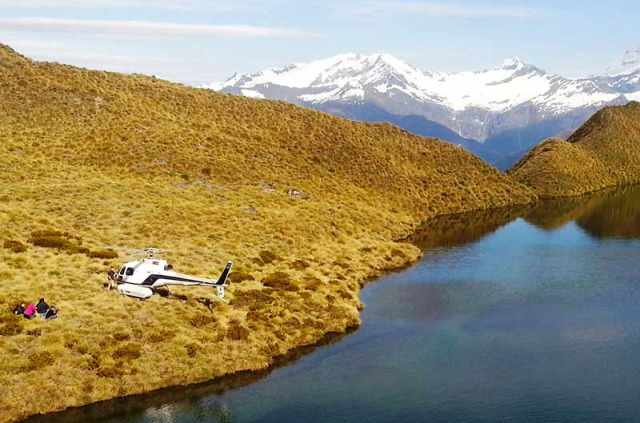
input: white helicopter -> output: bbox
[114,248,232,301]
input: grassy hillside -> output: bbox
[508,102,640,197]
[0,44,534,422]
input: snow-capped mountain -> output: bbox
[203,51,639,168]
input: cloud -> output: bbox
[0,17,323,39]
[334,1,542,19]
[0,0,265,12]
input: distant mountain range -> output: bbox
[203,50,640,169]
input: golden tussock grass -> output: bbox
[509,102,640,197]
[0,44,534,422]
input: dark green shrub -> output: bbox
[89,249,119,259]
[30,235,75,250]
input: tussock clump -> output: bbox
[229,270,255,284]
[147,330,176,343]
[189,313,217,328]
[262,271,299,291]
[303,276,323,291]
[185,342,199,358]
[112,343,142,361]
[291,259,310,270]
[232,289,274,308]
[96,365,125,379]
[258,250,278,264]
[226,319,250,341]
[27,350,56,370]
[0,313,24,336]
[112,332,131,342]
[3,240,27,253]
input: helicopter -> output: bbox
[113,248,232,301]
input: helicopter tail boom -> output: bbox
[216,261,233,286]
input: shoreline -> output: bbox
[12,183,640,423]
[13,201,513,423]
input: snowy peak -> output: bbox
[498,57,525,70]
[204,51,638,142]
[208,53,563,113]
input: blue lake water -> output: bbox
[27,186,640,423]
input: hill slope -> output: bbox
[0,44,534,422]
[508,102,640,197]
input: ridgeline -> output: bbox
[0,44,534,422]
[508,102,640,197]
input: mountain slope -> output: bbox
[508,102,640,196]
[205,52,638,165]
[0,44,534,422]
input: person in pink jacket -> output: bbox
[23,303,36,319]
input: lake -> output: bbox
[26,186,640,423]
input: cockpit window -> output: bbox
[118,267,125,275]
[125,267,134,276]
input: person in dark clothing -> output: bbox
[107,267,117,290]
[13,303,25,315]
[36,298,49,318]
[45,306,58,320]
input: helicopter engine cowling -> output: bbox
[117,283,153,300]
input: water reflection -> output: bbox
[22,185,640,423]
[21,330,353,423]
[410,185,640,248]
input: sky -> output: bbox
[0,0,638,85]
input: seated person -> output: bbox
[45,306,58,320]
[36,298,49,318]
[13,303,25,315]
[23,303,37,319]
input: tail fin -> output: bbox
[216,261,232,286]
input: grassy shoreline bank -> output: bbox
[17,183,640,423]
[6,43,637,423]
[6,195,530,423]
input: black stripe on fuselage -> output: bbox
[141,274,214,286]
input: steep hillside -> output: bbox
[0,44,533,422]
[508,102,640,197]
